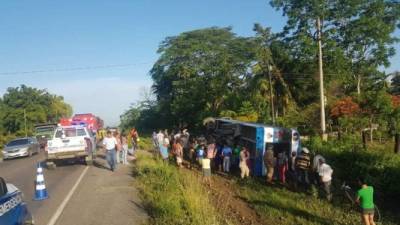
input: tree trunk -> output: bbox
[362,130,367,150]
[369,117,373,143]
[394,134,400,154]
[357,74,361,96]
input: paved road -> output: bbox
[0,151,147,225]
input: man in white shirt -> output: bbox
[103,131,118,171]
[156,130,164,149]
[318,158,333,201]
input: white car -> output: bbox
[46,126,95,169]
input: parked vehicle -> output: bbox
[205,118,301,176]
[2,138,40,159]
[71,113,103,134]
[34,124,57,150]
[0,177,34,225]
[46,125,95,169]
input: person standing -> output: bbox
[152,131,158,149]
[103,131,118,171]
[114,131,122,164]
[206,142,216,169]
[188,139,198,169]
[317,158,333,201]
[295,147,311,189]
[121,135,128,165]
[156,130,164,149]
[264,146,276,184]
[222,144,232,173]
[356,177,376,225]
[175,140,183,168]
[159,134,170,161]
[202,155,212,186]
[197,145,205,166]
[239,147,250,179]
[130,128,139,152]
[277,151,288,184]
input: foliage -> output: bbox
[0,85,72,144]
[306,136,400,213]
[330,97,360,118]
[133,151,220,225]
[150,27,258,129]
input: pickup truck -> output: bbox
[46,125,95,169]
[0,177,34,225]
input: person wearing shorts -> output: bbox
[356,177,376,225]
[202,157,211,186]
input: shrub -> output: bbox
[305,136,400,210]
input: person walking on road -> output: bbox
[318,158,333,201]
[103,131,118,171]
[239,147,250,179]
[356,177,376,225]
[222,144,232,173]
[121,135,128,165]
[264,146,276,184]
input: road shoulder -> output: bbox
[54,155,148,225]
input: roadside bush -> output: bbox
[133,152,220,225]
[306,136,400,210]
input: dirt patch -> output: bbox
[182,163,266,225]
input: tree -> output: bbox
[270,0,400,96]
[150,27,257,129]
[0,85,72,136]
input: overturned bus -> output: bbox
[205,118,301,176]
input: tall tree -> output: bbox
[150,27,257,129]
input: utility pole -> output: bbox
[317,17,327,141]
[268,65,275,125]
[24,109,27,137]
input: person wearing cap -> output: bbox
[263,145,276,184]
[318,158,333,201]
[295,147,311,189]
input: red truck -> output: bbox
[70,113,103,134]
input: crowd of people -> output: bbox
[101,128,139,172]
[149,128,375,225]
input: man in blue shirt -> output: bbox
[222,144,232,173]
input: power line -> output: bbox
[0,62,154,76]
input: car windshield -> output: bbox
[7,139,29,146]
[55,127,86,138]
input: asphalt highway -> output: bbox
[0,152,87,224]
[0,151,147,225]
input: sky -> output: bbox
[0,1,399,126]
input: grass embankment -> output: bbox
[133,149,221,225]
[236,179,363,225]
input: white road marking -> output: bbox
[47,166,89,225]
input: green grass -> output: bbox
[236,179,397,225]
[133,151,221,225]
